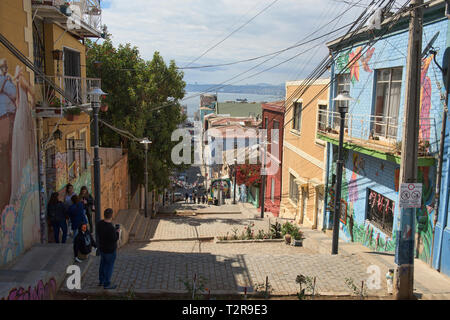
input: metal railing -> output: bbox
[32,0,102,33]
[35,75,101,112]
[317,109,436,154]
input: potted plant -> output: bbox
[290,228,305,246]
[281,221,296,245]
[64,107,81,121]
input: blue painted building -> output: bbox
[320,1,450,276]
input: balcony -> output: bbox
[317,110,436,166]
[35,75,101,117]
[32,0,103,38]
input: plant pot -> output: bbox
[284,234,291,245]
[291,239,303,247]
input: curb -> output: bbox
[214,239,285,244]
[131,237,215,243]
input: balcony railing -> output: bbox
[35,75,101,116]
[32,0,102,34]
[317,109,436,155]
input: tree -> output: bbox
[236,164,261,187]
[85,37,189,192]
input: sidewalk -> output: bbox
[0,243,92,300]
[300,228,450,299]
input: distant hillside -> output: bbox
[186,84,285,96]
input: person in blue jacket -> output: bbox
[68,195,87,240]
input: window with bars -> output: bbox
[46,147,55,169]
[317,104,327,131]
[366,188,394,235]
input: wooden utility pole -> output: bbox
[395,0,423,300]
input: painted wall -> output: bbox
[280,81,328,227]
[262,105,284,216]
[326,13,449,265]
[0,0,41,266]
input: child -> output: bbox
[73,223,96,263]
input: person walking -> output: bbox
[185,192,189,203]
[67,195,87,240]
[97,208,119,290]
[79,186,94,232]
[73,223,96,263]
[47,192,68,243]
[189,193,193,203]
[64,183,76,208]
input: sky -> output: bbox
[100,0,408,86]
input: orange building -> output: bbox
[280,79,329,229]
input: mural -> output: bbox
[0,58,40,266]
[419,56,433,148]
[2,278,57,300]
[335,46,375,83]
[415,166,435,264]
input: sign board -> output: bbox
[399,183,422,208]
[67,139,86,150]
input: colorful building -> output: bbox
[261,101,285,216]
[279,79,329,229]
[322,1,450,275]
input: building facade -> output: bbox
[280,80,329,229]
[261,101,285,216]
[322,1,450,275]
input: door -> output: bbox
[63,48,81,103]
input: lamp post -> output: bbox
[233,158,237,204]
[88,87,107,248]
[140,138,152,218]
[331,90,354,255]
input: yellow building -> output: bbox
[280,79,329,229]
[32,0,103,196]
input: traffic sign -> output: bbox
[399,183,422,208]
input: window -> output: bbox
[367,189,394,234]
[374,67,402,138]
[292,102,302,131]
[272,120,279,152]
[317,104,327,131]
[234,138,238,150]
[45,147,55,169]
[335,74,350,128]
[289,174,299,204]
[301,187,308,216]
[271,178,275,202]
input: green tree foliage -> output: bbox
[85,38,188,191]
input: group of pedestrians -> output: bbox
[184,192,206,204]
[47,184,119,289]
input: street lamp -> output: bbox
[331,90,354,255]
[88,86,107,249]
[233,158,237,204]
[140,138,152,218]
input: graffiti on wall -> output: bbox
[0,58,40,266]
[415,166,435,263]
[336,47,375,83]
[419,56,433,149]
[2,278,57,300]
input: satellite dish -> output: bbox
[421,31,440,58]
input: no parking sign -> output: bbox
[399,183,422,208]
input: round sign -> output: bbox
[408,184,415,191]
[401,191,410,200]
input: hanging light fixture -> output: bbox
[53,128,62,140]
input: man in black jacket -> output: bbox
[96,208,119,289]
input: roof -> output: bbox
[262,100,285,113]
[207,124,260,138]
[285,78,329,87]
[216,102,262,118]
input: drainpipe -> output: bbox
[36,117,48,243]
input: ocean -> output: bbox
[182,92,284,120]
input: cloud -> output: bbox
[101,0,407,85]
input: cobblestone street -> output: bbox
[66,205,394,297]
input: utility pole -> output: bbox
[260,144,267,218]
[395,0,423,300]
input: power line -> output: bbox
[184,0,281,68]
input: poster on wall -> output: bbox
[399,183,422,208]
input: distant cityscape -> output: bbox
[185,83,285,96]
